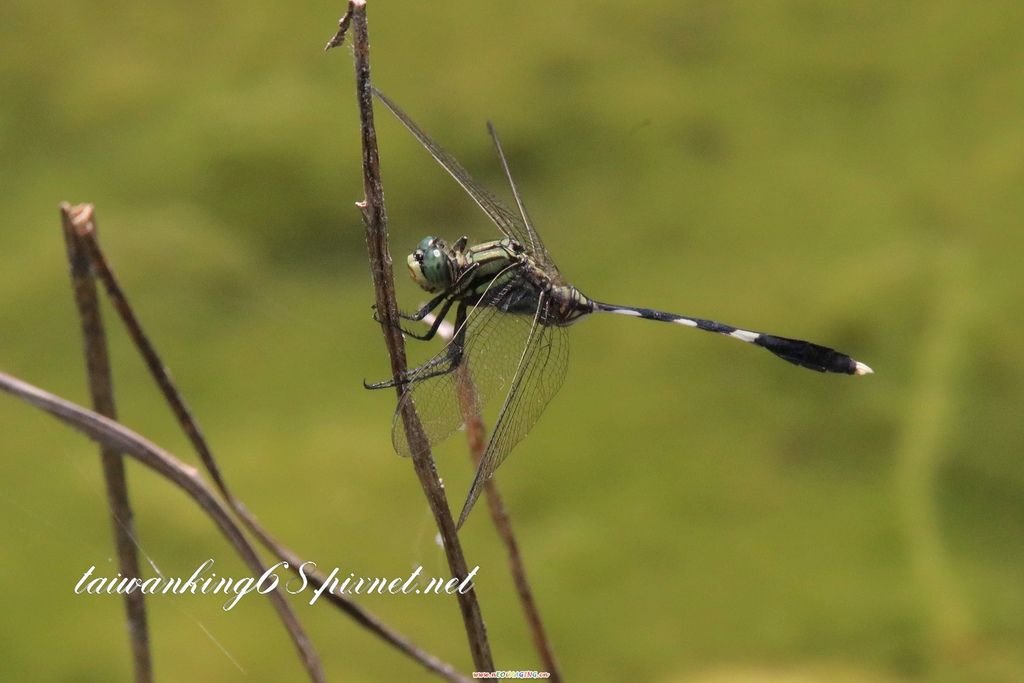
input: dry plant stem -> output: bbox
[454,366,561,681]
[482,485,559,681]
[329,0,494,671]
[0,373,327,683]
[483,486,561,679]
[59,204,152,683]
[63,211,467,680]
[64,206,233,497]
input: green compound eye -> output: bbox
[407,236,451,292]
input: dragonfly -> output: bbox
[366,87,873,529]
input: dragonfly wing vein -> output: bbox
[486,121,548,260]
[392,276,545,459]
[457,294,570,527]
[372,87,556,271]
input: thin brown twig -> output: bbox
[327,0,494,671]
[324,7,353,51]
[454,362,562,681]
[0,372,327,683]
[65,206,234,497]
[62,202,469,680]
[60,203,152,683]
[423,310,560,679]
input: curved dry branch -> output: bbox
[0,372,328,682]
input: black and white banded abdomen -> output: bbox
[592,302,872,376]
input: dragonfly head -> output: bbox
[408,236,453,292]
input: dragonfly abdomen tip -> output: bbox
[854,361,874,376]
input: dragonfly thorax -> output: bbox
[408,236,455,292]
[408,235,523,297]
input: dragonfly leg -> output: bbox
[363,303,469,389]
[403,297,456,341]
[372,295,456,341]
[396,290,449,322]
[372,262,483,338]
[371,291,446,325]
[372,262,479,324]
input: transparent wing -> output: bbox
[391,277,542,458]
[456,294,570,528]
[372,87,556,272]
[485,121,548,261]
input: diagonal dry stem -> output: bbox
[327,0,494,671]
[457,367,562,680]
[417,311,560,680]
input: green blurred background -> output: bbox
[1,1,1021,681]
